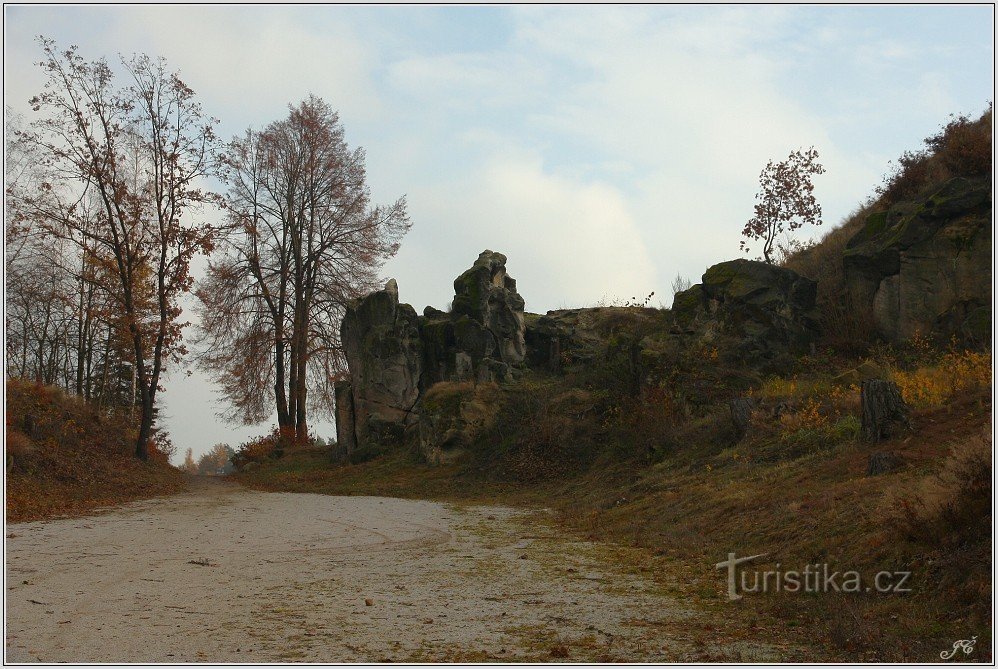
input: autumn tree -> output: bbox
[196,443,235,475]
[196,96,410,444]
[18,38,220,459]
[180,448,197,474]
[740,147,825,264]
[6,109,135,409]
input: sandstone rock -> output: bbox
[420,250,526,386]
[418,381,501,465]
[844,176,991,342]
[452,250,526,365]
[340,280,423,454]
[672,259,819,357]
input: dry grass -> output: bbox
[6,378,187,523]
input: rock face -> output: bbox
[672,259,819,356]
[418,382,501,465]
[338,252,526,459]
[843,176,991,343]
[420,251,526,387]
[338,279,423,459]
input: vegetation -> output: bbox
[11,39,221,460]
[236,336,991,661]
[784,105,992,351]
[6,378,187,522]
[740,147,825,264]
[234,105,992,657]
[195,96,410,445]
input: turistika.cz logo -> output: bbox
[715,552,912,601]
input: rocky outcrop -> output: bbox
[338,279,423,459]
[420,251,526,387]
[672,259,819,357]
[843,176,991,343]
[418,382,501,465]
[338,252,526,459]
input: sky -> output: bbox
[3,5,994,460]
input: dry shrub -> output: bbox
[232,428,281,468]
[888,429,991,545]
[888,349,991,409]
[879,105,992,207]
[5,378,186,522]
[5,430,35,471]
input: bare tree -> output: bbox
[19,38,220,459]
[196,96,410,444]
[670,273,692,296]
[740,147,825,264]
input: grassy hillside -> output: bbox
[6,379,188,522]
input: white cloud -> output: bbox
[384,150,656,313]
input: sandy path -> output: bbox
[6,478,790,662]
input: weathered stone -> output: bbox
[421,250,527,386]
[340,280,423,452]
[673,259,819,358]
[844,176,992,342]
[418,382,501,465]
[333,379,355,460]
[452,250,526,365]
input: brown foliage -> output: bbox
[887,429,991,546]
[741,147,825,263]
[20,38,221,459]
[5,378,186,522]
[877,104,992,207]
[196,96,410,442]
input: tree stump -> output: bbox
[729,397,756,441]
[866,451,905,476]
[861,379,911,441]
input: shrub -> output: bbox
[888,349,991,409]
[889,429,991,546]
[232,428,282,469]
[878,105,992,207]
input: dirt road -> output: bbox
[6,478,793,662]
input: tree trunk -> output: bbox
[274,338,291,429]
[295,313,308,444]
[135,392,153,460]
[861,379,911,441]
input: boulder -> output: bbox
[671,259,819,357]
[844,176,991,343]
[340,279,423,453]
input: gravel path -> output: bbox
[6,478,791,662]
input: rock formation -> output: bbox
[671,258,820,356]
[420,250,526,387]
[337,252,526,460]
[337,279,423,460]
[843,176,991,343]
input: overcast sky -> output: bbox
[4,5,993,460]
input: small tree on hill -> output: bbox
[740,147,825,264]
